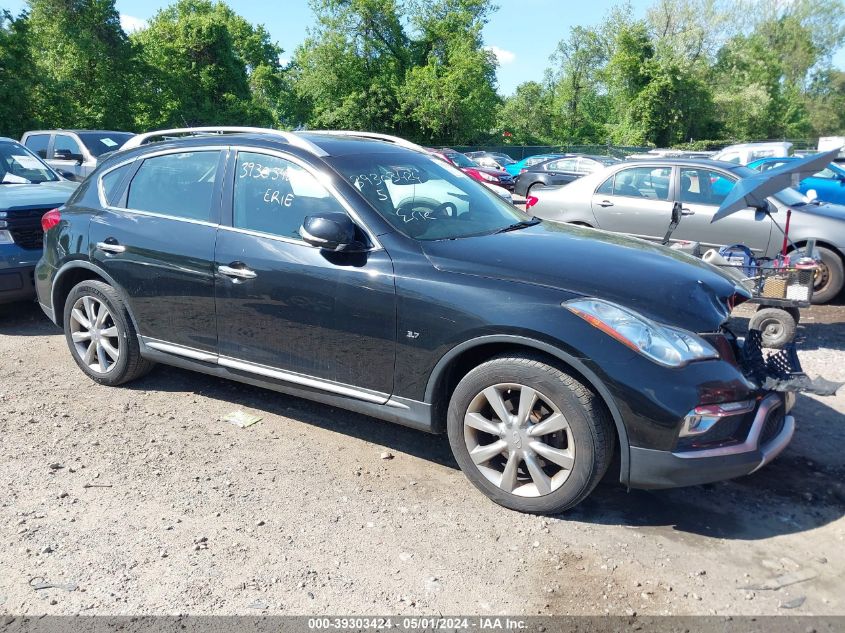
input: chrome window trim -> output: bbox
[96,146,228,226]
[228,145,383,250]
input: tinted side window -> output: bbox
[54,134,83,158]
[24,134,49,158]
[127,151,220,222]
[679,168,736,206]
[612,167,672,200]
[101,163,133,206]
[233,152,347,240]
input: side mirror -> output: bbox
[53,149,83,164]
[806,189,818,202]
[300,213,366,252]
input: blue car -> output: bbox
[505,153,567,177]
[747,156,845,205]
[1,137,78,304]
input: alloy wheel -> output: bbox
[69,295,121,373]
[463,383,575,497]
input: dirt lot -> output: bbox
[1,299,843,617]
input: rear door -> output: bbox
[213,149,396,397]
[672,167,772,254]
[89,148,224,354]
[590,165,674,240]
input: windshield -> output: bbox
[77,132,135,157]
[443,152,478,168]
[328,152,530,240]
[0,141,59,184]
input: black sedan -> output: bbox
[515,154,621,197]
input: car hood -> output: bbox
[792,201,845,220]
[0,180,78,210]
[421,222,747,333]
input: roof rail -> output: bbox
[121,126,328,156]
[307,130,427,154]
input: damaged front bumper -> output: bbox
[628,391,795,489]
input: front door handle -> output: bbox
[598,200,614,207]
[218,263,257,280]
[96,240,125,254]
[681,207,696,216]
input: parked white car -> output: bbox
[713,142,793,165]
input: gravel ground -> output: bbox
[0,299,843,617]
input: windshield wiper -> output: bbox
[494,218,541,234]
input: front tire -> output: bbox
[447,355,614,514]
[63,280,154,386]
[811,246,844,304]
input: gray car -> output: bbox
[530,158,845,304]
[21,130,135,182]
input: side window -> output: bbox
[814,167,836,179]
[679,168,736,206]
[100,163,133,206]
[575,158,599,174]
[546,158,577,172]
[24,134,49,158]
[234,152,347,241]
[612,167,672,200]
[525,156,546,168]
[53,134,83,159]
[596,175,614,195]
[127,151,220,222]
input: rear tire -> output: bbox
[447,354,614,514]
[811,246,844,304]
[62,280,154,386]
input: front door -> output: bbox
[590,165,674,240]
[671,167,772,255]
[50,134,87,180]
[89,149,224,353]
[214,150,396,397]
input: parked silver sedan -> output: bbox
[530,158,845,304]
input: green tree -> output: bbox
[25,0,136,130]
[497,81,555,144]
[131,0,277,129]
[291,0,499,142]
[547,26,608,142]
[0,10,36,138]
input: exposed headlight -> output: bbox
[0,229,14,244]
[479,172,497,182]
[565,298,719,367]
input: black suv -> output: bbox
[36,127,795,513]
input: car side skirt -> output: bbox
[137,337,435,434]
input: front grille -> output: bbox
[760,405,785,445]
[5,208,49,250]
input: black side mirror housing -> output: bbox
[53,149,83,163]
[300,213,367,252]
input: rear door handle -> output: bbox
[218,263,257,280]
[96,240,125,254]
[598,200,614,207]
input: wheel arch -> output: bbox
[424,334,631,486]
[51,261,140,333]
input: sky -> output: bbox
[3,0,844,96]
